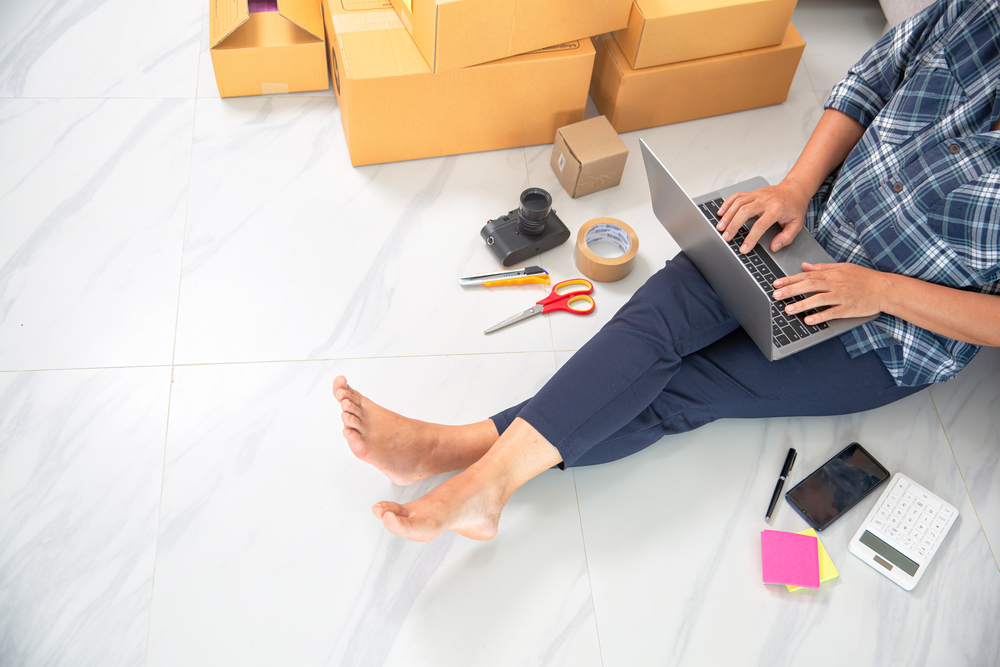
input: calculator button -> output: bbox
[903,492,915,502]
[877,508,890,519]
[888,493,901,504]
[889,527,901,538]
[889,516,900,526]
[899,500,910,511]
[928,530,939,541]
[900,523,912,535]
[924,507,936,517]
[903,515,915,525]
[931,520,944,532]
[936,514,949,525]
[921,537,934,549]
[916,521,928,532]
[917,546,928,557]
[872,517,885,528]
[893,508,905,518]
[909,507,921,517]
[893,479,907,493]
[941,506,954,517]
[914,499,926,509]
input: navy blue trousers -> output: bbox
[490,253,927,468]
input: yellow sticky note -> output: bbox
[402,0,411,11]
[787,528,839,592]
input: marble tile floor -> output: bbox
[1,0,998,665]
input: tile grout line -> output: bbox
[571,469,605,667]
[144,10,206,665]
[928,388,1000,574]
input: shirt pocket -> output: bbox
[870,65,967,145]
[927,175,1000,284]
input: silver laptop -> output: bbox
[639,139,875,361]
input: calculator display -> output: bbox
[859,530,920,576]
[785,442,890,531]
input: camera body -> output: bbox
[480,188,570,267]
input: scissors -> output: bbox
[484,278,595,334]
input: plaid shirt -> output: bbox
[809,0,1000,386]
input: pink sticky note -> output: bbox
[761,530,820,589]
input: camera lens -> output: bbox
[517,188,552,236]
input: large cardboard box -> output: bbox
[386,0,630,72]
[324,0,595,166]
[614,0,797,69]
[591,25,804,134]
[209,0,329,98]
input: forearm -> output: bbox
[882,274,1000,347]
[781,108,866,199]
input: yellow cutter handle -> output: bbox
[483,276,552,287]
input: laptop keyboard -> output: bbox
[698,198,829,348]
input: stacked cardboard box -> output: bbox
[325,0,632,165]
[592,0,804,133]
[209,0,329,98]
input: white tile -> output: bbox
[931,347,1000,571]
[174,97,552,364]
[0,99,193,370]
[147,354,601,667]
[526,92,823,352]
[572,390,1000,666]
[0,366,170,667]
[0,0,202,98]
[793,0,888,94]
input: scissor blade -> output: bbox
[484,305,543,334]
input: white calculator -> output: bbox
[848,472,958,591]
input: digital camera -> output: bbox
[480,188,571,267]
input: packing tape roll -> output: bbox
[574,217,639,282]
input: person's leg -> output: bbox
[568,327,927,467]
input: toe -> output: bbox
[342,411,362,430]
[341,398,360,416]
[344,428,369,459]
[373,501,403,520]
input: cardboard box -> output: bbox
[387,0,631,72]
[209,0,329,98]
[614,0,797,69]
[324,0,595,166]
[550,116,629,198]
[591,25,805,134]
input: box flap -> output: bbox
[558,116,627,164]
[278,0,324,39]
[210,0,250,47]
[636,0,761,16]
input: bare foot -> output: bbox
[372,469,503,542]
[333,376,497,486]
[371,417,563,542]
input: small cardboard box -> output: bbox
[591,24,805,134]
[387,0,631,72]
[550,117,629,198]
[209,0,329,98]
[324,0,595,166]
[614,0,798,69]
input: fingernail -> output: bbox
[740,244,748,253]
[774,242,782,250]
[722,232,729,240]
[787,305,796,313]
[774,290,782,298]
[806,317,814,324]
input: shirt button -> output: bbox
[949,144,960,154]
[893,182,903,193]
[847,220,855,228]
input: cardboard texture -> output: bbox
[386,0,631,72]
[550,116,629,198]
[615,0,798,70]
[324,0,595,166]
[591,24,805,134]
[209,0,329,98]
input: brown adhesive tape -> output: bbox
[574,217,639,282]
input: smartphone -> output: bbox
[785,442,890,531]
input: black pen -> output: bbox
[765,448,797,522]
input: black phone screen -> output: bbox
[785,442,889,531]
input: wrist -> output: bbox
[876,271,901,315]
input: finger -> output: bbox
[717,194,752,229]
[721,202,762,240]
[718,191,747,217]
[802,261,833,272]
[769,221,803,252]
[773,277,821,300]
[740,212,780,253]
[804,305,845,324]
[783,294,832,315]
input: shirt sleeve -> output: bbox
[824,0,954,127]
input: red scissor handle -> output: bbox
[538,279,595,315]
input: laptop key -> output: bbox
[775,333,790,347]
[782,326,800,342]
[788,318,810,338]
